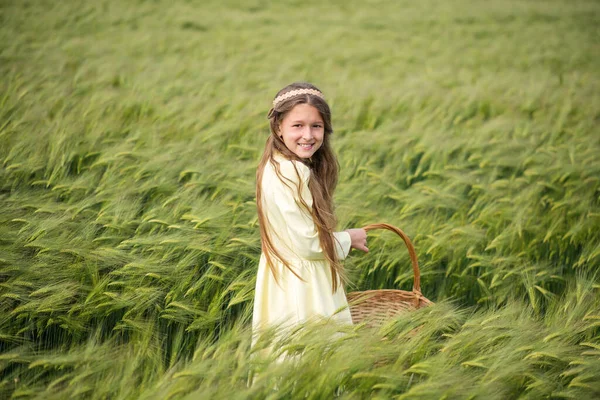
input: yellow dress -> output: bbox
[252,154,353,340]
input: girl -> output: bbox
[252,82,368,344]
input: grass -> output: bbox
[0,0,599,398]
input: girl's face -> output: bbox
[279,103,325,159]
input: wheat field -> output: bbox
[1,0,599,398]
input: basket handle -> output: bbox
[361,223,421,293]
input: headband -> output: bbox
[272,88,325,108]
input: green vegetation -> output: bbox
[1,0,599,398]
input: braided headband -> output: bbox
[272,88,325,108]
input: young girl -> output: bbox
[252,82,368,344]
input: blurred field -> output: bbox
[1,0,599,398]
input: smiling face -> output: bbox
[278,103,325,159]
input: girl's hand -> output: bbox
[345,228,369,253]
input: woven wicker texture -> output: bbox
[347,223,433,326]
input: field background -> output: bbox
[1,0,599,398]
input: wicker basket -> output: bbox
[346,223,433,326]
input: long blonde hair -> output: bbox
[256,82,346,293]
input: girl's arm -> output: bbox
[269,160,353,261]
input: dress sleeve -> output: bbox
[270,160,352,261]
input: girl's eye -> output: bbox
[293,124,301,128]
[314,125,323,128]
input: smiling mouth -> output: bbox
[298,143,314,149]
